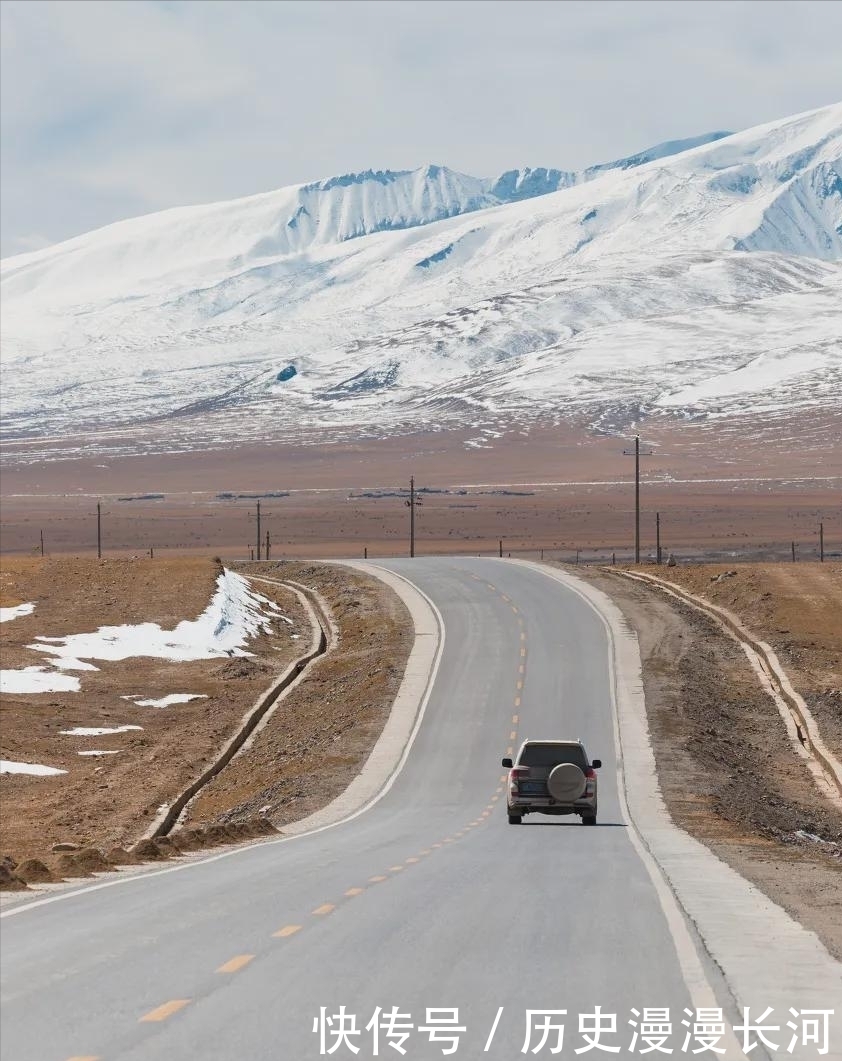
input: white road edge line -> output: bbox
[512,559,842,1060]
[1,563,444,918]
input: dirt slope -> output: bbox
[580,562,842,960]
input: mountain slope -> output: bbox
[1,106,839,457]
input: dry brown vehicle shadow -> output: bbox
[0,558,411,891]
[573,561,842,961]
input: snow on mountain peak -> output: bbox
[1,104,840,455]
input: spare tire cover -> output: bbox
[547,763,586,802]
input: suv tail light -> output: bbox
[584,767,596,779]
[509,766,529,792]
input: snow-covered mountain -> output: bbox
[1,106,839,458]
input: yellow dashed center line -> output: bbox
[520,631,526,642]
[506,746,513,756]
[509,730,516,740]
[216,954,254,974]
[273,924,302,938]
[514,696,521,708]
[431,843,442,849]
[491,795,500,802]
[389,865,404,872]
[369,874,388,882]
[517,679,523,690]
[419,849,431,856]
[496,786,503,794]
[520,647,526,657]
[345,887,365,897]
[405,856,420,864]
[519,664,525,674]
[512,713,519,724]
[139,999,191,1023]
[312,903,335,916]
[66,1056,100,1061]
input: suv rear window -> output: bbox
[519,744,588,769]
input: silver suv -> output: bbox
[502,740,601,825]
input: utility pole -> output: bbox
[623,435,653,564]
[97,502,102,559]
[819,522,824,562]
[499,539,503,558]
[40,530,44,557]
[405,477,422,557]
[364,546,368,560]
[656,512,661,565]
[256,500,261,561]
[791,541,796,563]
[265,530,270,561]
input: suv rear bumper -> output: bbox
[508,799,596,816]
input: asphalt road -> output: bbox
[1,558,729,1061]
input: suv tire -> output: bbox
[508,813,522,824]
[582,814,597,826]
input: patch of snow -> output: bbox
[127,693,208,708]
[61,725,143,735]
[1,759,67,776]
[77,749,121,756]
[0,602,35,623]
[52,658,100,672]
[0,667,81,694]
[28,570,279,667]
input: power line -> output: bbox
[405,476,422,557]
[623,434,654,564]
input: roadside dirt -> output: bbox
[0,557,307,881]
[0,556,412,892]
[183,561,412,829]
[639,563,842,761]
[575,562,842,960]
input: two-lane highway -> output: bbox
[1,558,728,1060]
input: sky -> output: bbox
[2,0,841,257]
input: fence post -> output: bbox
[791,541,796,562]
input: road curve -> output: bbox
[2,558,739,1060]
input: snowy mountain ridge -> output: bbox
[1,104,840,458]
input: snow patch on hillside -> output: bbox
[29,570,284,666]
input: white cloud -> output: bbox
[2,0,842,255]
